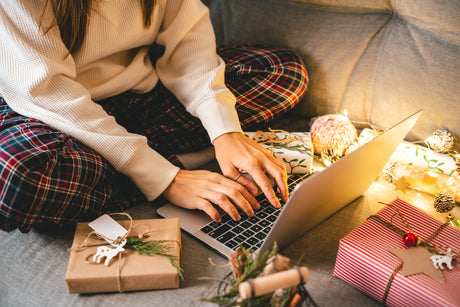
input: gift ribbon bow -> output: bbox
[367,203,459,305]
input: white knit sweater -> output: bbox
[0,0,242,201]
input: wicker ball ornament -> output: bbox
[310,114,358,165]
[425,129,454,153]
[433,192,456,213]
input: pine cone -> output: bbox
[433,193,456,213]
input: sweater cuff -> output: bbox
[194,91,243,143]
[119,144,180,201]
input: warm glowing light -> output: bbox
[343,109,348,117]
[426,170,439,178]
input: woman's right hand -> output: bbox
[162,169,260,222]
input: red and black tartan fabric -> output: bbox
[0,45,308,232]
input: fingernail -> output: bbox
[235,214,241,221]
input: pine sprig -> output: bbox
[198,243,293,306]
[125,236,184,280]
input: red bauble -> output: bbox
[403,232,419,246]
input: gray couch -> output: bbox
[1,0,459,306]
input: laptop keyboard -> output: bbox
[199,173,309,252]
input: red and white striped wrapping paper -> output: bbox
[333,198,460,307]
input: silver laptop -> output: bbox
[157,110,422,258]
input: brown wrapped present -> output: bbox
[65,218,181,293]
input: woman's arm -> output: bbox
[157,0,288,219]
[0,1,180,201]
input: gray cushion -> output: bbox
[209,0,460,150]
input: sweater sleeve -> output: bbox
[0,1,179,201]
[155,0,243,142]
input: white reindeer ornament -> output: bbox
[430,248,454,270]
[93,239,127,266]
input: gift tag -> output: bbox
[89,214,128,244]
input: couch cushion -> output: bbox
[208,0,460,150]
[291,0,391,11]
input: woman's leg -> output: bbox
[0,45,307,232]
[218,45,309,131]
[99,45,309,162]
[0,98,142,232]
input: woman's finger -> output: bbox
[207,178,257,218]
[261,160,289,202]
[245,165,281,208]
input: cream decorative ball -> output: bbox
[310,114,358,164]
[425,129,454,153]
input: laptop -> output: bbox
[157,110,422,258]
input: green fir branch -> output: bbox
[125,237,184,280]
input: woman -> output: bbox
[0,0,308,232]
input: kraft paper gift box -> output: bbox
[245,131,313,174]
[66,218,181,294]
[333,199,460,306]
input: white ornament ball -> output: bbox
[310,114,358,163]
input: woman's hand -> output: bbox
[162,169,260,222]
[162,132,288,223]
[213,132,289,208]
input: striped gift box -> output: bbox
[333,198,460,306]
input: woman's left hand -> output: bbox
[213,132,289,209]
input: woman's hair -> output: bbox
[45,0,157,53]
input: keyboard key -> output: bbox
[217,231,235,244]
[208,224,231,238]
[234,235,246,244]
[255,232,267,240]
[247,237,259,246]
[248,216,260,224]
[256,211,268,219]
[233,226,244,234]
[262,227,271,234]
[240,221,252,228]
[256,194,266,202]
[225,240,239,249]
[259,220,270,228]
[242,229,254,237]
[208,221,220,229]
[259,200,270,207]
[267,215,277,222]
[221,214,232,223]
[200,225,213,234]
[250,224,263,232]
[227,219,239,227]
[241,242,251,249]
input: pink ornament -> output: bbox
[310,114,357,164]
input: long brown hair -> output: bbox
[45,0,157,53]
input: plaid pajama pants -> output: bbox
[0,45,308,232]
